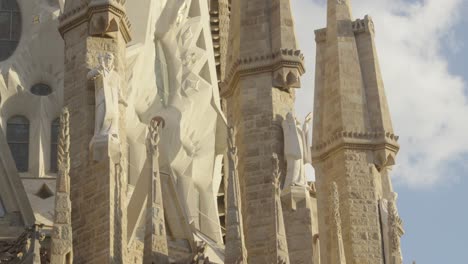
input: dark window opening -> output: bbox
[50,118,59,173]
[30,83,53,96]
[0,0,21,61]
[7,115,29,172]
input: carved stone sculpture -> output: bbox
[87,52,122,161]
[282,112,308,189]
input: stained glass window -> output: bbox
[0,0,21,61]
[7,115,29,172]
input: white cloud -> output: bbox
[292,0,468,188]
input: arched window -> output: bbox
[0,198,5,217]
[0,0,22,61]
[50,118,60,173]
[7,115,29,172]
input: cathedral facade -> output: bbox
[0,0,404,263]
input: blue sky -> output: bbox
[291,0,468,263]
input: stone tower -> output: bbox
[58,0,131,263]
[221,0,305,263]
[312,0,403,263]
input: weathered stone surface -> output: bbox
[311,0,404,263]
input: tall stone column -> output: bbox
[221,0,304,263]
[58,1,131,263]
[312,0,403,263]
[143,118,169,263]
[50,108,73,264]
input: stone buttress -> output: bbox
[221,0,305,263]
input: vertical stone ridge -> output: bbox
[50,108,73,264]
[330,182,346,264]
[143,118,169,264]
[272,154,290,264]
[225,127,248,264]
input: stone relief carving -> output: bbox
[87,52,122,160]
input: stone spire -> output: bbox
[224,127,248,264]
[58,0,131,262]
[143,117,169,263]
[312,0,402,263]
[50,108,73,264]
[221,0,304,262]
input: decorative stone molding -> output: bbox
[59,1,132,43]
[313,130,399,150]
[311,130,399,162]
[221,49,305,97]
[314,15,375,43]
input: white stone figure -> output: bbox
[282,112,307,189]
[302,112,313,165]
[87,52,121,161]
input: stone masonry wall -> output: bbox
[63,22,128,264]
